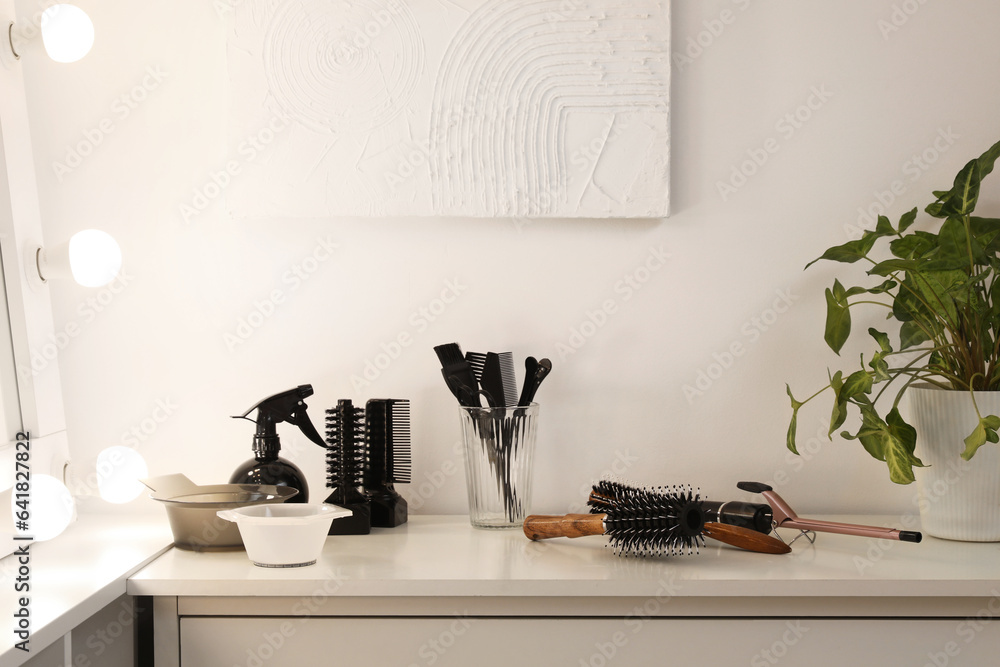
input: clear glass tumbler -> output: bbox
[458,403,538,529]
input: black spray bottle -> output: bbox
[230,385,325,503]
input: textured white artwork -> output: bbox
[225,0,670,218]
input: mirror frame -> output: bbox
[0,0,71,556]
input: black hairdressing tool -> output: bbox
[467,351,518,407]
[324,399,371,535]
[434,343,481,407]
[589,480,790,554]
[364,399,411,527]
[525,483,706,556]
[478,352,509,408]
[518,357,551,406]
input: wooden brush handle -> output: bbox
[523,514,606,541]
[704,522,791,554]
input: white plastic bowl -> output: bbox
[217,503,352,567]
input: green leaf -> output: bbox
[869,328,892,353]
[844,285,868,297]
[976,138,1000,180]
[927,159,982,218]
[853,405,887,461]
[898,207,918,233]
[843,280,896,299]
[890,234,934,260]
[824,280,851,354]
[869,352,892,381]
[840,369,874,400]
[867,279,898,295]
[899,320,930,349]
[933,216,984,268]
[805,236,878,269]
[962,415,1000,460]
[869,258,918,277]
[786,385,803,455]
[908,270,966,326]
[875,215,895,236]
[828,371,846,436]
[847,406,922,483]
[884,408,922,484]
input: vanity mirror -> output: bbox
[0,5,72,556]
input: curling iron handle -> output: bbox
[523,514,605,541]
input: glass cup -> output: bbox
[458,403,538,529]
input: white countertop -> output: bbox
[128,515,1000,600]
[4,511,999,666]
[0,511,172,667]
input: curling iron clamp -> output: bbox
[737,481,922,543]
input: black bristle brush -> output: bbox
[590,480,791,555]
[523,482,707,557]
[324,399,371,535]
[434,343,481,407]
[364,399,411,527]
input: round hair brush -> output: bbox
[590,479,790,555]
[523,483,707,557]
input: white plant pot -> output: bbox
[907,386,1000,541]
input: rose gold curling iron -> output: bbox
[737,482,922,543]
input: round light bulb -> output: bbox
[96,446,148,504]
[68,229,122,287]
[40,4,94,64]
[12,474,75,541]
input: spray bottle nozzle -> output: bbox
[233,384,326,456]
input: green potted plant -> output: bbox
[787,138,1000,541]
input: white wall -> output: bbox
[15,0,1000,518]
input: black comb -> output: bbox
[497,352,517,407]
[480,352,516,407]
[466,351,516,407]
[324,399,371,535]
[465,351,487,382]
[364,399,411,527]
